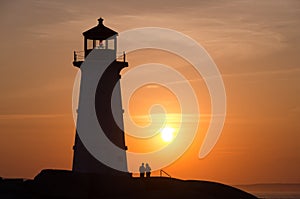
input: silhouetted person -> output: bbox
[139,163,145,178]
[145,163,151,177]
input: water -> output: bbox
[236,184,300,199]
[253,192,300,199]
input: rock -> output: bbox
[0,169,258,199]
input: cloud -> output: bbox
[290,106,300,113]
[222,67,300,78]
[0,114,68,120]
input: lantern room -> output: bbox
[73,18,119,67]
[83,18,117,56]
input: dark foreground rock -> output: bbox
[0,169,258,199]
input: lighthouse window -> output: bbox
[107,39,115,50]
[98,40,104,49]
[87,39,94,49]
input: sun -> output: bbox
[160,127,175,143]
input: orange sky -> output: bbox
[0,0,299,185]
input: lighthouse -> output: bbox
[72,18,128,176]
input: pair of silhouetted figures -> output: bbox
[139,163,151,178]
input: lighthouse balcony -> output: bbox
[73,51,84,67]
[73,50,127,68]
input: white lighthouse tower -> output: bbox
[72,18,128,176]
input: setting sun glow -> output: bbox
[160,127,175,142]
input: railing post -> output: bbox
[160,169,171,178]
[74,51,77,62]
